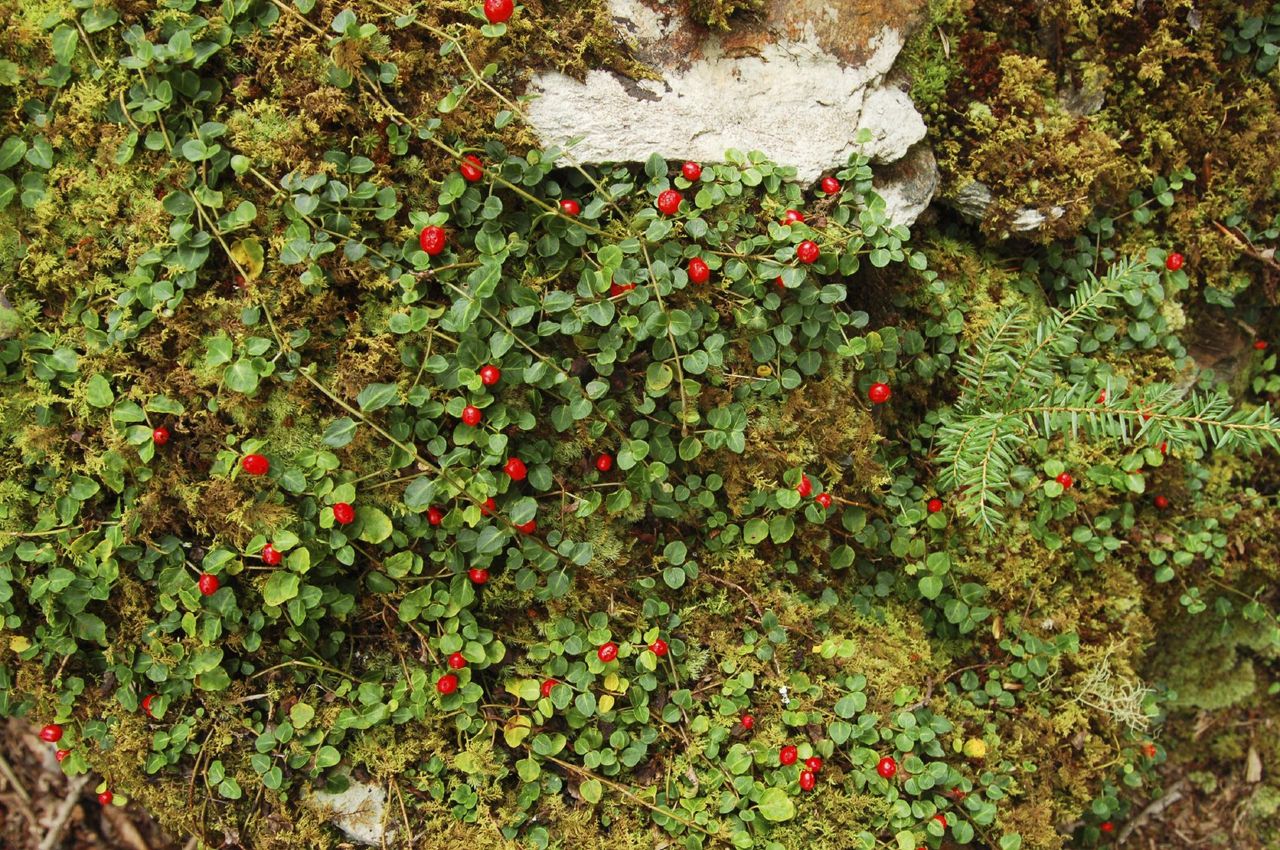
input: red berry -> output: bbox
[428,507,444,526]
[1100,821,1114,834]
[681,161,702,181]
[799,769,816,791]
[775,275,786,290]
[1056,472,1074,489]
[98,791,113,806]
[447,652,466,669]
[419,225,447,256]
[796,474,812,498]
[927,498,943,513]
[1097,389,1108,403]
[657,189,682,215]
[55,749,70,762]
[1165,252,1184,271]
[688,257,711,284]
[796,240,820,264]
[649,638,669,657]
[1255,340,1269,350]
[559,199,581,216]
[1142,742,1157,758]
[610,281,636,297]
[241,453,269,476]
[480,497,497,516]
[504,457,527,481]
[483,0,514,24]
[261,544,281,566]
[332,502,355,525]
[516,519,537,534]
[152,426,170,446]
[461,405,483,426]
[1159,441,1168,455]
[39,724,63,743]
[741,714,754,730]
[779,745,798,766]
[597,642,618,663]
[876,756,897,778]
[868,382,892,404]
[934,814,948,829]
[468,568,489,585]
[782,209,805,224]
[1154,495,1170,510]
[460,154,484,182]
[141,694,156,717]
[197,573,219,596]
[815,492,832,509]
[436,673,458,694]
[479,364,501,386]
[541,679,556,698]
[595,453,614,472]
[805,756,823,772]
[820,176,840,195]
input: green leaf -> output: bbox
[757,787,795,822]
[358,507,393,543]
[196,667,231,691]
[357,382,398,412]
[323,417,358,447]
[51,26,79,66]
[315,746,341,768]
[743,518,768,545]
[403,477,436,511]
[73,613,107,644]
[25,137,53,170]
[223,359,260,394]
[579,778,603,805]
[85,374,114,407]
[81,7,119,32]
[918,575,943,600]
[229,237,264,280]
[289,702,316,728]
[0,137,27,170]
[263,572,300,606]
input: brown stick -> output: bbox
[1117,778,1187,844]
[37,775,90,850]
[1213,221,1280,271]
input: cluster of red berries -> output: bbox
[436,635,670,699]
[777,744,824,792]
[795,474,833,510]
[37,725,112,804]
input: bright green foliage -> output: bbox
[937,258,1280,531]
[1,1,1279,850]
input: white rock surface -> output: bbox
[526,0,935,225]
[874,143,939,228]
[309,776,393,846]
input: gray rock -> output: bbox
[873,143,939,228]
[951,180,1065,233]
[526,0,936,226]
[309,775,393,846]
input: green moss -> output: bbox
[689,0,767,31]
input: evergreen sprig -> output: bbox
[938,259,1280,532]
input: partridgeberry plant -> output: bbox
[1,1,1279,849]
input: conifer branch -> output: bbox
[933,258,1280,532]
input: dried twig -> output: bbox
[1117,778,1187,844]
[37,774,90,850]
[1213,220,1280,271]
[103,803,153,850]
